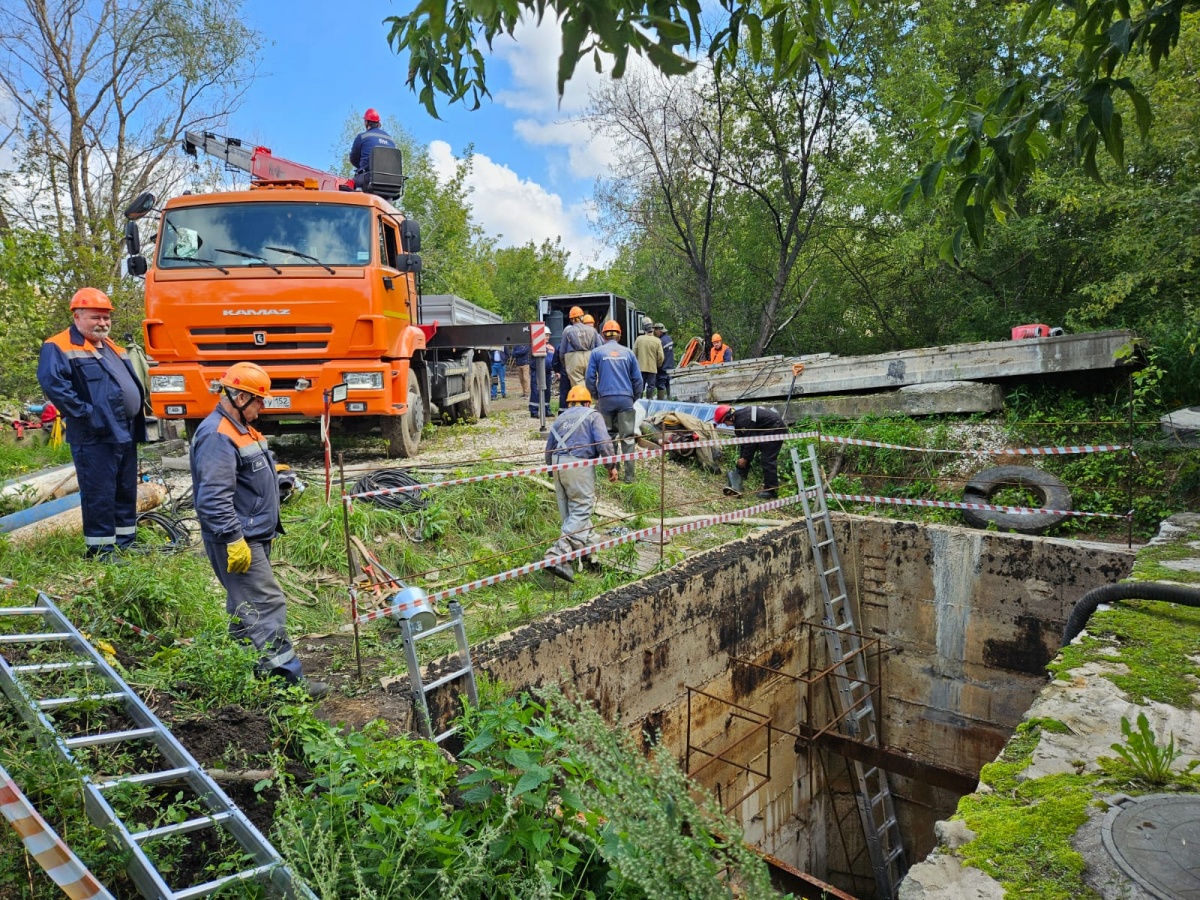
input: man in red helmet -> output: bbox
[349,108,396,190]
[713,404,787,499]
[190,362,328,698]
[37,288,147,562]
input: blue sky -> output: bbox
[223,1,620,270]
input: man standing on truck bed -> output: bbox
[191,362,328,699]
[349,108,396,190]
[37,288,146,562]
[542,386,618,583]
[586,320,642,483]
[559,306,601,389]
[634,321,665,399]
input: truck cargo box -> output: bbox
[419,294,503,326]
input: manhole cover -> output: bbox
[1102,793,1200,899]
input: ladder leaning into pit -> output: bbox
[0,592,316,900]
[792,443,908,900]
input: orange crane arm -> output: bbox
[182,131,354,192]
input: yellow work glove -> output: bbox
[226,538,252,574]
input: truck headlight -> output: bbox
[342,372,383,390]
[150,374,186,393]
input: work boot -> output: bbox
[582,555,603,573]
[305,680,331,700]
[723,470,745,496]
[623,461,636,483]
[754,489,778,500]
[657,389,667,400]
[547,562,575,583]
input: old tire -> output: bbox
[961,465,1072,534]
[385,385,424,458]
[473,362,491,419]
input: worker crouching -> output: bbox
[190,363,328,698]
[713,404,788,499]
[543,386,618,583]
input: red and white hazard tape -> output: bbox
[345,431,819,502]
[819,435,1125,456]
[829,492,1132,520]
[0,765,114,900]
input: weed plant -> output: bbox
[1103,713,1199,787]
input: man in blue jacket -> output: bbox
[37,288,146,561]
[586,320,643,482]
[190,362,327,698]
[349,108,396,190]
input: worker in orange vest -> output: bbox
[702,333,733,365]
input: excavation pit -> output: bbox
[429,513,1135,897]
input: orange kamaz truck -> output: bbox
[125,132,535,456]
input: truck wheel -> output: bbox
[386,385,424,458]
[466,363,484,420]
[961,465,1072,534]
[473,362,491,419]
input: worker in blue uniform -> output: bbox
[654,322,674,400]
[585,320,643,483]
[349,108,396,190]
[543,386,617,582]
[37,288,146,561]
[191,362,328,698]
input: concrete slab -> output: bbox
[1160,406,1200,448]
[775,381,1003,422]
[670,330,1138,403]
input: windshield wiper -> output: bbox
[264,245,336,274]
[162,255,230,274]
[213,248,283,273]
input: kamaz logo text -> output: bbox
[223,309,290,316]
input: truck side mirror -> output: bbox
[402,219,421,253]
[124,191,156,220]
[397,253,422,274]
[124,221,141,256]
[127,256,148,277]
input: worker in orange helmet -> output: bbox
[37,288,147,563]
[349,108,396,190]
[585,320,643,482]
[558,305,601,389]
[542,385,617,582]
[702,333,733,365]
[190,362,328,699]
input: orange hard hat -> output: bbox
[566,385,592,405]
[713,405,733,424]
[568,306,585,320]
[364,108,381,124]
[582,314,595,325]
[712,333,723,344]
[602,320,621,336]
[70,287,114,311]
[219,362,273,399]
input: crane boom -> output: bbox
[182,130,353,192]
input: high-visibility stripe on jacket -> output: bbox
[37,325,147,446]
[190,405,282,544]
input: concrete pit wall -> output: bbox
[435,515,1133,895]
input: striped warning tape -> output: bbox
[829,492,1132,520]
[353,491,815,622]
[344,431,816,502]
[0,764,115,900]
[819,435,1126,456]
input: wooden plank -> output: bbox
[670,330,1137,403]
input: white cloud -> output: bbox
[428,140,606,271]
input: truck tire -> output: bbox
[472,362,491,419]
[385,385,424,458]
[961,465,1072,534]
[466,362,485,420]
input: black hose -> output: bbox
[351,468,429,512]
[1062,582,1200,646]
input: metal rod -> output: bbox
[1127,372,1134,549]
[658,440,666,567]
[340,452,363,681]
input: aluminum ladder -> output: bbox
[399,600,479,743]
[792,443,907,899]
[0,592,315,900]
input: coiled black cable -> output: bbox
[134,510,195,552]
[351,468,430,512]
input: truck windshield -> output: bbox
[157,202,371,269]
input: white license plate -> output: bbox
[262,396,291,409]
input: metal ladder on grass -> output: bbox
[792,443,908,899]
[0,592,315,900]
[400,600,478,743]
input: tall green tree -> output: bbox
[487,239,573,321]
